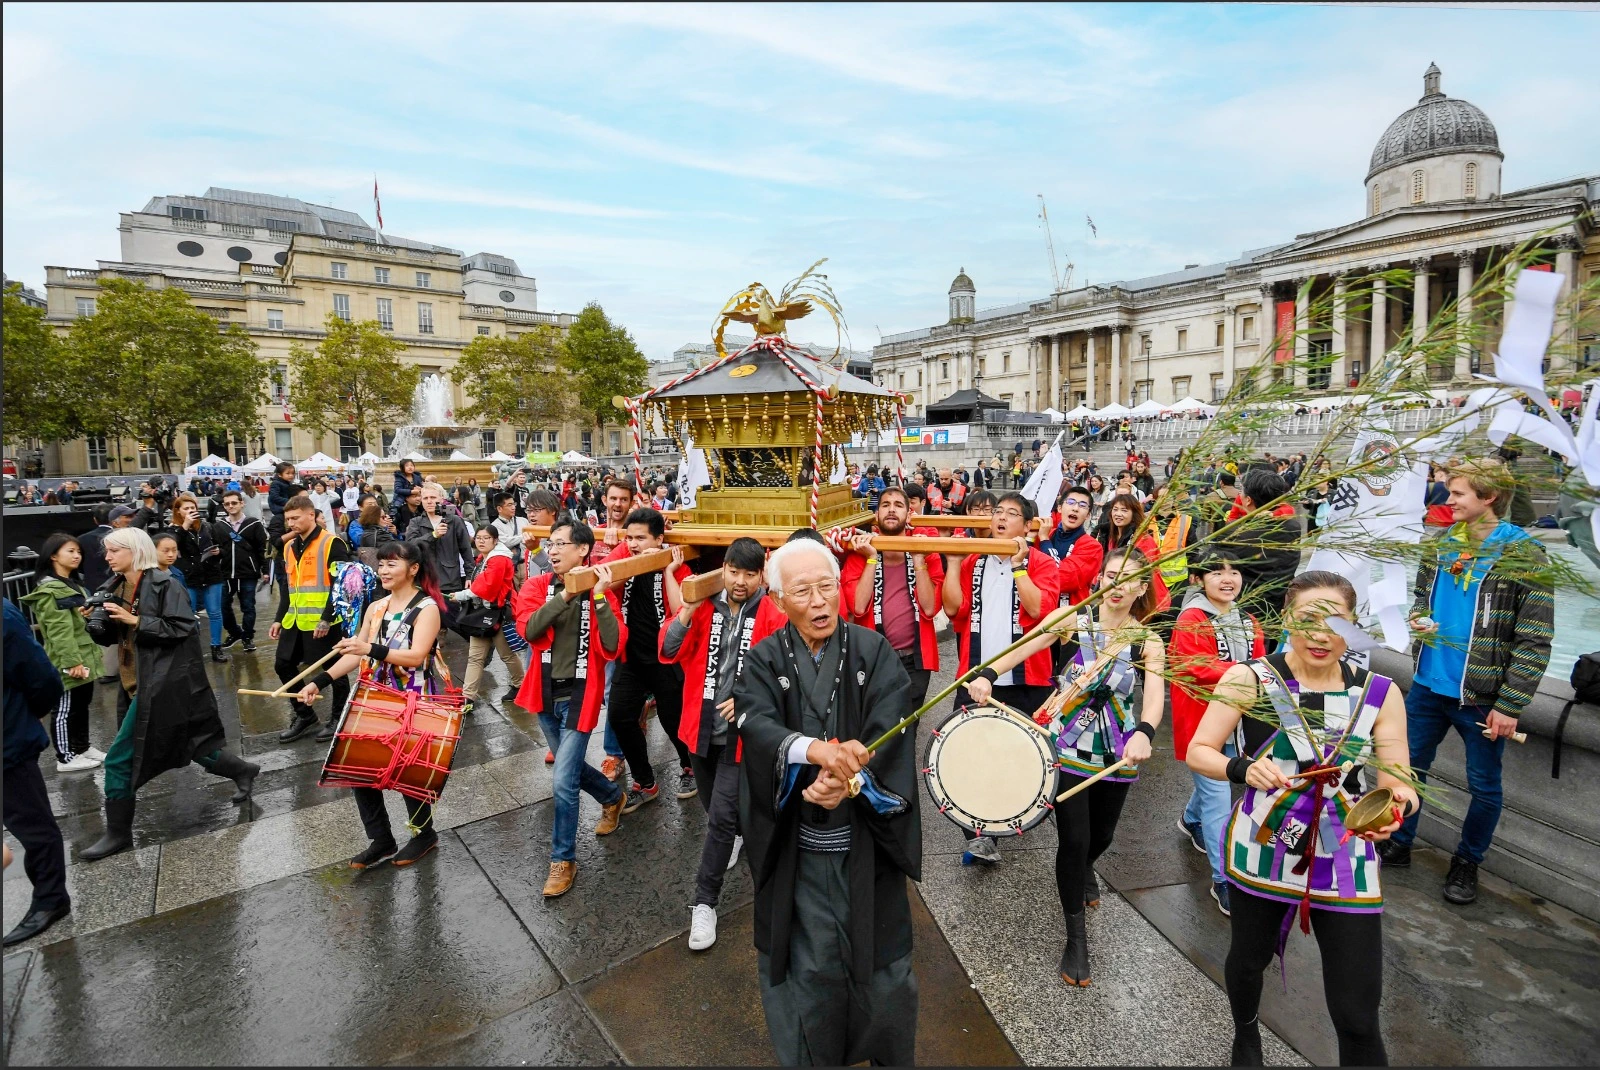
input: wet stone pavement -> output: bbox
[4,593,1598,1065]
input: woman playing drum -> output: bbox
[1186,571,1417,1067]
[298,540,451,868]
[968,547,1166,988]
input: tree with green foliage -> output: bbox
[454,324,579,445]
[561,302,648,429]
[3,282,77,445]
[62,278,265,472]
[286,313,419,453]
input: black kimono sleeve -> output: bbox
[848,626,921,883]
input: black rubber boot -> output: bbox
[81,797,136,861]
[1231,1017,1264,1066]
[206,751,261,804]
[1059,909,1090,986]
[211,645,230,663]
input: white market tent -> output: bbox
[401,451,430,462]
[1169,397,1216,414]
[1062,404,1097,420]
[183,454,237,478]
[296,451,347,473]
[241,452,281,474]
[483,450,514,461]
[448,450,473,461]
[1130,399,1169,417]
[560,450,595,465]
[1041,407,1065,422]
[349,452,385,469]
[1093,402,1133,418]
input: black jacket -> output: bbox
[78,524,114,591]
[218,516,268,579]
[92,569,226,789]
[167,522,228,587]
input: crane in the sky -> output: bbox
[1037,194,1074,294]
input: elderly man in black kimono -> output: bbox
[735,536,921,1066]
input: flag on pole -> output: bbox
[676,435,710,509]
[1022,429,1066,521]
[373,177,385,237]
[1085,215,1098,238]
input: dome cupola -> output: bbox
[948,267,975,323]
[1365,65,1502,214]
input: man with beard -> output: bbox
[737,538,919,1067]
[593,478,639,782]
[841,485,944,709]
[926,467,966,515]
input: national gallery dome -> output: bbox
[1365,64,1503,213]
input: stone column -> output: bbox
[1259,283,1277,381]
[1293,277,1311,389]
[1086,330,1098,409]
[1411,258,1431,349]
[1455,250,1475,380]
[1331,274,1348,389]
[1046,335,1058,410]
[1221,305,1236,398]
[1554,235,1578,371]
[1369,269,1388,368]
[1110,326,1124,405]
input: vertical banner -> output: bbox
[1275,301,1295,364]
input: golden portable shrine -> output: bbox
[534,263,1026,597]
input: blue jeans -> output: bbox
[187,582,225,646]
[539,700,622,863]
[601,660,623,760]
[1183,742,1235,884]
[1392,682,1505,864]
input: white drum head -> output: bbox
[925,705,1055,837]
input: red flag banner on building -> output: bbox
[1275,300,1295,363]
[373,177,384,231]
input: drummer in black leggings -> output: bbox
[968,547,1166,987]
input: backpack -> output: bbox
[1553,651,1600,779]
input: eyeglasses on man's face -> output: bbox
[992,507,1026,521]
[782,579,839,603]
[545,540,577,552]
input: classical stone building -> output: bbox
[874,66,1598,417]
[36,187,584,476]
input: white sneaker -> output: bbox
[57,754,102,773]
[83,747,107,761]
[688,904,718,951]
[726,834,743,872]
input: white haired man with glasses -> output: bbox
[734,536,921,1066]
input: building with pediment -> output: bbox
[873,66,1597,417]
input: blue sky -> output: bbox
[4,3,1596,359]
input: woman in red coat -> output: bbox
[1167,546,1264,916]
[1094,494,1169,612]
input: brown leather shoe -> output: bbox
[595,795,624,836]
[542,860,576,898]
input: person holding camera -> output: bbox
[166,493,231,663]
[404,482,473,594]
[79,528,260,862]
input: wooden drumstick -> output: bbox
[1477,721,1527,744]
[1055,758,1132,802]
[981,699,1054,737]
[238,647,340,699]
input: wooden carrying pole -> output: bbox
[522,525,1025,556]
[680,570,726,603]
[559,546,681,594]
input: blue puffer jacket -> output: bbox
[4,599,62,769]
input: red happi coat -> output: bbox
[839,539,944,672]
[949,547,1061,687]
[1167,604,1266,761]
[660,594,787,759]
[511,572,625,732]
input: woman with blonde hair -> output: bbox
[79,527,260,861]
